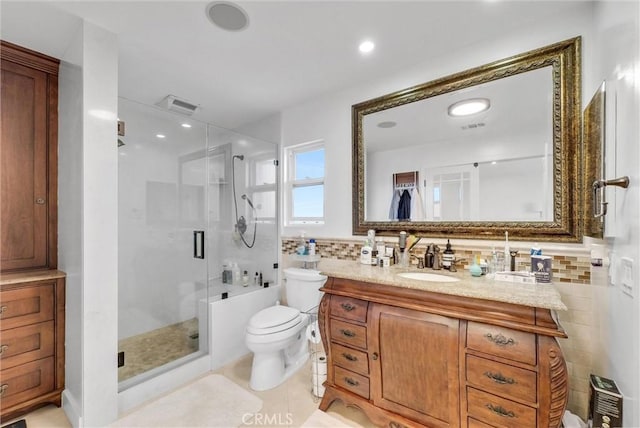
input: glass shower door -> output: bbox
[117,98,208,386]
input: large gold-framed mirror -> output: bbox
[353,37,582,242]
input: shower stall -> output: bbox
[117,98,279,388]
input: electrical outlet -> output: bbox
[620,257,634,297]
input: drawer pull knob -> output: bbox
[484,333,516,347]
[486,403,515,418]
[340,329,356,338]
[0,305,7,316]
[344,377,359,387]
[340,303,356,312]
[36,198,46,205]
[0,345,8,356]
[372,352,379,361]
[342,352,358,362]
[484,371,516,385]
[0,384,8,396]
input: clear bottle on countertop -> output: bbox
[254,272,260,286]
[232,263,241,286]
[309,239,316,255]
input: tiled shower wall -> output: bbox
[282,236,598,420]
[282,237,591,283]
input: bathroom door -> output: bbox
[117,98,209,386]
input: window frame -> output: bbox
[284,140,325,226]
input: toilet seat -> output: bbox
[247,305,302,335]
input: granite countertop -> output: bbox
[317,258,567,311]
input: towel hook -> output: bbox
[593,176,630,218]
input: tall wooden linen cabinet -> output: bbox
[0,41,66,422]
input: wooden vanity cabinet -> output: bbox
[0,272,65,422]
[1,41,65,422]
[318,277,568,428]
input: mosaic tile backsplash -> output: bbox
[282,238,591,284]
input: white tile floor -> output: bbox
[4,355,375,428]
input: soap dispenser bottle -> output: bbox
[442,239,454,270]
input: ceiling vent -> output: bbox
[157,95,199,116]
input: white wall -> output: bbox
[281,4,594,240]
[591,2,640,426]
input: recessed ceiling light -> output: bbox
[181,123,192,128]
[377,121,397,128]
[491,161,497,165]
[359,40,375,54]
[156,134,166,139]
[448,98,490,117]
[206,1,249,32]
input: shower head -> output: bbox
[233,154,244,161]
[241,194,255,209]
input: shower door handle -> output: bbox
[193,230,205,259]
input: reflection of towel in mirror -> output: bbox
[398,189,411,220]
[388,189,401,220]
[411,187,425,221]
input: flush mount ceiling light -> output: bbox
[156,134,166,139]
[448,98,490,117]
[377,121,397,128]
[181,123,192,128]
[359,40,375,54]
[206,1,249,32]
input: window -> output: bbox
[285,141,325,225]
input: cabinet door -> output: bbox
[369,304,460,427]
[1,59,50,271]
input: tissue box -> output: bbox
[589,374,622,428]
[531,255,552,283]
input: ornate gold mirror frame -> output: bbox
[352,37,582,242]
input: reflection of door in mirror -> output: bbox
[424,165,477,221]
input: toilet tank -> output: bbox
[283,268,327,312]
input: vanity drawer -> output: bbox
[331,342,369,376]
[0,321,55,370]
[0,357,55,410]
[330,295,368,322]
[0,284,55,331]
[467,322,536,366]
[467,387,536,428]
[466,355,537,404]
[468,418,494,428]
[330,319,367,349]
[334,366,369,399]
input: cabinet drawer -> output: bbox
[334,366,369,399]
[466,354,537,404]
[0,357,55,410]
[330,296,368,322]
[468,418,494,428]
[331,342,369,376]
[0,285,54,330]
[467,387,536,428]
[330,319,367,349]
[0,321,54,370]
[467,322,536,366]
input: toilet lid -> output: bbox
[247,305,302,335]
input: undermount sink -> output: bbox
[397,272,461,283]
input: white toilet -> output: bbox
[245,267,326,391]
